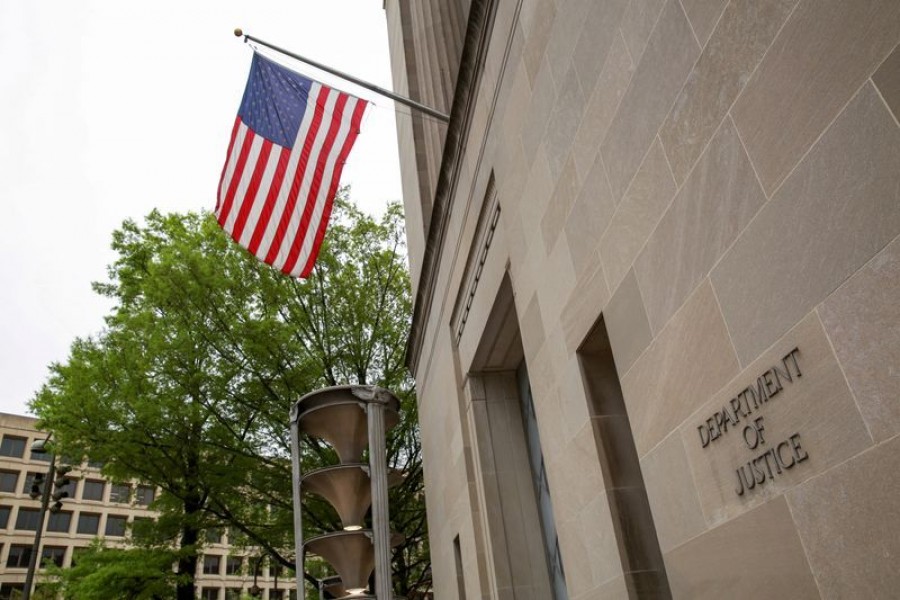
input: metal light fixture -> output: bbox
[291,385,402,600]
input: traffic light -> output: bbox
[49,465,73,513]
[29,472,46,500]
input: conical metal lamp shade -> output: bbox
[305,531,375,593]
[302,464,405,530]
[294,386,401,463]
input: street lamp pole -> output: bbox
[22,452,55,600]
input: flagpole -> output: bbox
[235,29,451,123]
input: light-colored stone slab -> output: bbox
[619,0,667,65]
[680,312,872,525]
[873,42,900,124]
[664,497,819,599]
[572,0,629,97]
[641,431,706,552]
[819,236,900,442]
[711,83,900,365]
[621,280,740,459]
[603,270,653,377]
[561,256,611,354]
[787,435,900,600]
[542,155,582,252]
[522,0,557,85]
[659,0,799,185]
[571,31,635,182]
[544,65,587,180]
[602,0,700,203]
[679,0,728,47]
[599,137,676,294]
[731,0,900,194]
[564,153,617,279]
[635,118,766,335]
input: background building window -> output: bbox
[135,484,156,506]
[105,514,128,537]
[0,435,26,458]
[109,483,131,503]
[200,589,219,600]
[47,510,73,533]
[6,544,32,568]
[225,588,242,600]
[270,591,285,600]
[0,469,19,493]
[15,507,41,531]
[203,555,222,575]
[226,556,243,576]
[77,512,100,535]
[0,505,11,528]
[23,471,43,495]
[206,529,223,544]
[82,479,105,501]
[0,583,24,599]
[41,546,67,568]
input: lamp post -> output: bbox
[22,438,55,600]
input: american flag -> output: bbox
[216,53,367,278]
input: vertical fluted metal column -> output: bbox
[368,398,392,599]
[290,409,306,600]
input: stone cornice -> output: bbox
[405,0,497,374]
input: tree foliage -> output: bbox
[31,192,429,598]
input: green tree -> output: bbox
[39,541,180,600]
[31,194,429,599]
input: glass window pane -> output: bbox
[0,436,26,458]
[0,470,19,493]
[6,544,32,568]
[203,555,221,575]
[105,515,128,537]
[110,483,131,503]
[15,508,41,531]
[226,556,242,575]
[81,480,105,501]
[135,485,156,506]
[77,513,100,535]
[41,546,67,568]
[0,505,11,529]
[47,510,73,533]
[201,589,219,600]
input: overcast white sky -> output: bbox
[0,1,403,416]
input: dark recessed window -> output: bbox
[15,507,41,531]
[47,510,73,533]
[81,479,105,501]
[203,555,221,575]
[110,483,131,504]
[0,470,19,493]
[206,528,223,544]
[23,471,44,495]
[0,505,11,529]
[6,544,32,568]
[0,436,27,458]
[225,588,242,600]
[105,515,128,537]
[226,556,243,576]
[270,591,285,600]
[135,485,156,506]
[0,583,25,599]
[200,589,219,600]
[41,546,67,568]
[77,512,101,535]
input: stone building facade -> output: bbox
[384,0,900,598]
[0,413,293,599]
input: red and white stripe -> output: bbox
[216,83,367,278]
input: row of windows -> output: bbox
[0,504,149,537]
[3,543,68,569]
[0,434,103,469]
[0,469,155,505]
[200,555,289,578]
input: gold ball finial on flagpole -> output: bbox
[234,28,243,37]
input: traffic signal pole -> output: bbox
[22,454,55,600]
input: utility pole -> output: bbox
[22,442,55,600]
